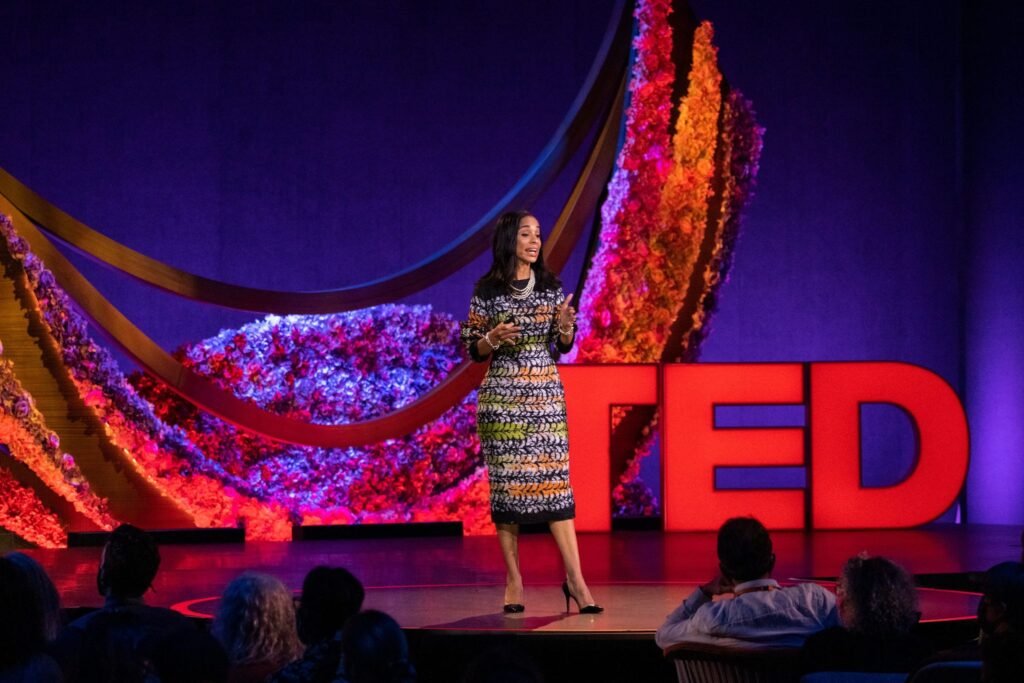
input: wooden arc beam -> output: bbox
[0,74,624,448]
[0,0,633,314]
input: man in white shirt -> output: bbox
[656,516,838,650]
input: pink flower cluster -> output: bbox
[569,0,677,364]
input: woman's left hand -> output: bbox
[557,293,576,332]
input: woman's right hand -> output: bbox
[488,321,522,347]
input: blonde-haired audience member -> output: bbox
[213,572,303,683]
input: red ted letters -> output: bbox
[559,363,969,532]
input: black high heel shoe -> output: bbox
[561,580,604,614]
[503,603,525,614]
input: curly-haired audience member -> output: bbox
[269,565,365,683]
[800,554,932,673]
[213,572,303,683]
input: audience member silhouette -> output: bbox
[655,516,837,649]
[977,561,1024,638]
[800,554,932,673]
[5,551,62,641]
[911,559,1024,676]
[0,556,63,682]
[51,523,193,682]
[143,623,230,683]
[269,565,365,683]
[336,610,415,683]
[461,645,543,683]
[976,560,1024,683]
[212,572,303,683]
[981,626,1024,683]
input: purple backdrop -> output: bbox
[1,0,1021,525]
[961,2,1024,526]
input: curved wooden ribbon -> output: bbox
[0,74,624,447]
[0,0,632,314]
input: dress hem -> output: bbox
[491,506,576,525]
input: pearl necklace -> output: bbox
[509,270,536,300]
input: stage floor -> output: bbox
[22,524,1019,637]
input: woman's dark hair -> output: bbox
[839,555,919,636]
[475,210,561,297]
[340,610,416,683]
[0,556,47,669]
[297,565,365,644]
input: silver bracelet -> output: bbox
[558,323,576,336]
[483,332,499,350]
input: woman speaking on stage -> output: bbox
[461,209,602,615]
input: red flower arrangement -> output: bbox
[0,466,66,547]
[0,352,114,531]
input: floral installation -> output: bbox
[0,465,67,547]
[657,21,723,357]
[568,7,763,515]
[683,89,763,352]
[0,213,293,540]
[0,211,496,538]
[571,18,726,365]
[569,0,676,364]
[0,348,114,531]
[130,306,492,534]
[0,0,761,540]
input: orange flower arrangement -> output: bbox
[569,7,763,516]
[573,19,725,365]
[657,21,723,359]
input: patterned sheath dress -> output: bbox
[461,278,575,524]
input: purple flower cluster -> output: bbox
[131,306,483,518]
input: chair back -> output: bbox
[906,661,981,683]
[800,673,908,683]
[664,642,801,683]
